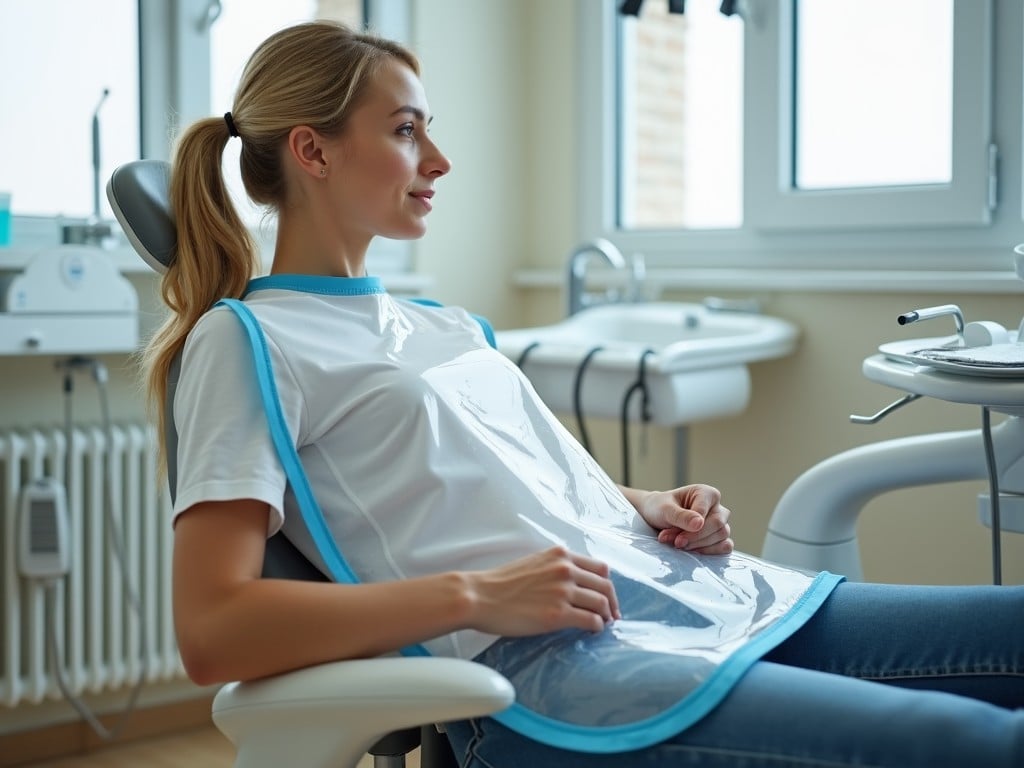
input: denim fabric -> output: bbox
[445,582,1024,767]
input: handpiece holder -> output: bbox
[896,304,965,344]
[853,303,972,425]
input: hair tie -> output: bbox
[224,111,239,138]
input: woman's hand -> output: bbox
[465,546,620,636]
[630,484,734,555]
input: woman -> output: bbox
[154,20,1023,767]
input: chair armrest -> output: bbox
[212,657,514,768]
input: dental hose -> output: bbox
[53,357,148,740]
[620,350,655,488]
[515,340,604,459]
[573,346,606,457]
[981,407,1003,585]
[515,341,541,369]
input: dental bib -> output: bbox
[212,277,842,754]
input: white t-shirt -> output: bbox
[173,275,638,659]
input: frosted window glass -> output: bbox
[795,0,954,190]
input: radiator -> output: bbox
[0,423,184,707]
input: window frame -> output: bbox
[747,0,993,231]
[576,0,1024,275]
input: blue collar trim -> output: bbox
[244,274,385,297]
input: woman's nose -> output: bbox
[423,139,452,178]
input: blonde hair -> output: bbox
[143,21,418,468]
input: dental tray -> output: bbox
[879,335,1024,378]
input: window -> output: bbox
[618,0,743,230]
[580,0,1018,273]
[3,0,410,273]
[794,0,954,192]
[0,0,139,221]
[745,0,992,231]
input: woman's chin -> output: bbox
[384,223,429,241]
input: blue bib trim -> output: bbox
[241,276,496,348]
[244,274,385,296]
[215,297,843,754]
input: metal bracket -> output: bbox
[850,393,922,425]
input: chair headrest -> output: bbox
[106,160,176,274]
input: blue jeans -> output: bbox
[444,582,1024,767]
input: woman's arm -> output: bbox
[173,500,619,685]
[618,484,734,555]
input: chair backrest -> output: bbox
[106,160,327,582]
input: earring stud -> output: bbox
[320,167,327,177]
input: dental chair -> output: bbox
[106,159,514,768]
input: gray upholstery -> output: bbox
[107,160,176,273]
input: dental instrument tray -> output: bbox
[879,335,1024,378]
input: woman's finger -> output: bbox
[568,554,620,619]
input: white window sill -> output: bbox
[514,267,1024,296]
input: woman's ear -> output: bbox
[286,126,329,179]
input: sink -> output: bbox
[495,302,799,427]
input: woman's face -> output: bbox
[326,58,451,242]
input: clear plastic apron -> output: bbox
[217,296,843,754]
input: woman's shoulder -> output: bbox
[186,301,256,350]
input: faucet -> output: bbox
[567,238,639,315]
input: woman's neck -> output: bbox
[273,214,370,277]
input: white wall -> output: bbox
[409,0,529,328]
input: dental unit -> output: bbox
[764,244,1024,585]
[0,84,138,357]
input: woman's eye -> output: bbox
[397,123,415,137]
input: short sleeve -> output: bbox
[171,306,301,536]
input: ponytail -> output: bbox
[141,117,258,471]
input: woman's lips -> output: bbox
[410,189,434,212]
